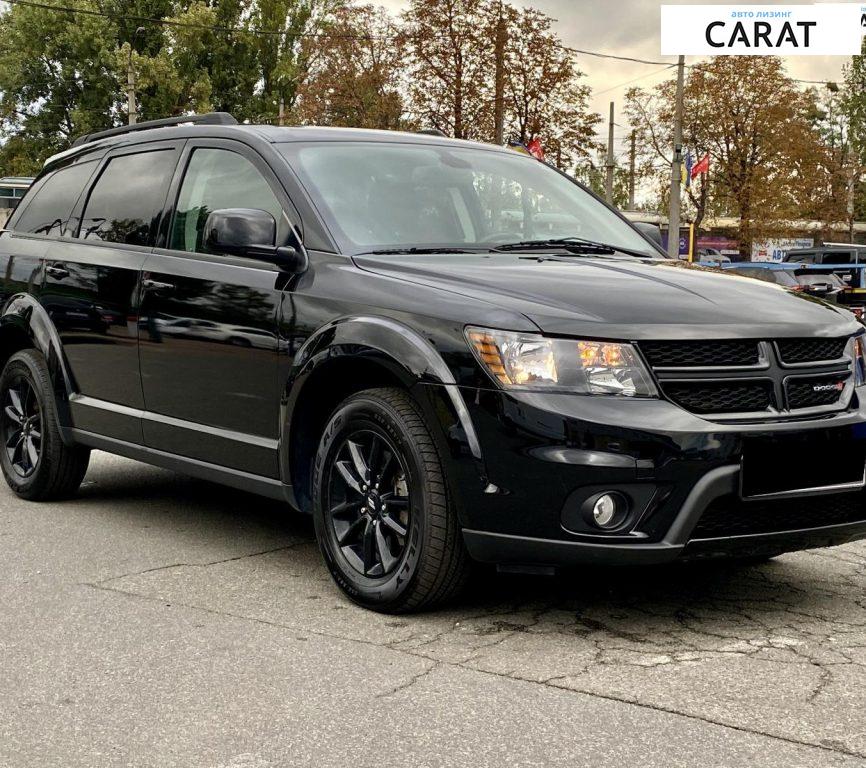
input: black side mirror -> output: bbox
[204,208,276,254]
[203,208,308,274]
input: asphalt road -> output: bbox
[2,453,866,767]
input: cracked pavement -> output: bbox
[2,454,866,766]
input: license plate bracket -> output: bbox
[741,433,866,499]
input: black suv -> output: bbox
[2,113,866,613]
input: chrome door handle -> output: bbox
[45,264,69,279]
[142,278,176,293]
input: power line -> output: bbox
[0,0,843,87]
[2,0,399,39]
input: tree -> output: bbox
[251,0,345,123]
[627,57,827,257]
[0,0,120,174]
[401,0,494,140]
[503,7,600,172]
[294,5,408,129]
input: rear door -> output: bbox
[0,157,99,310]
[41,141,181,443]
[138,139,298,477]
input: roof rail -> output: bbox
[416,128,448,137]
[71,112,238,148]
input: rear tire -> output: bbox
[0,349,90,500]
[312,387,469,613]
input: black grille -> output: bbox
[662,381,773,414]
[691,491,866,539]
[640,340,759,368]
[777,338,847,364]
[786,376,847,409]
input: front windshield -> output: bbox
[280,141,659,257]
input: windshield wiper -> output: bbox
[361,246,483,255]
[494,237,653,259]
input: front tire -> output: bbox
[0,349,90,500]
[312,387,468,613]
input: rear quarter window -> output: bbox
[10,160,97,237]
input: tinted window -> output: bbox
[821,251,852,264]
[12,161,96,237]
[79,150,175,246]
[170,148,287,254]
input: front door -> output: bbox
[139,140,298,478]
[41,144,180,443]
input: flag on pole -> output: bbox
[526,137,545,161]
[691,152,710,179]
[684,151,694,189]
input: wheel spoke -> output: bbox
[347,440,369,485]
[381,494,409,508]
[329,499,361,519]
[381,513,407,537]
[24,436,38,467]
[337,514,368,546]
[29,426,41,441]
[5,428,21,450]
[8,388,23,419]
[367,435,381,479]
[10,435,24,469]
[4,405,22,425]
[362,518,376,574]
[335,460,363,494]
[375,524,397,572]
[378,450,394,483]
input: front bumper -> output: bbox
[433,385,866,567]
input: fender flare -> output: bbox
[0,293,76,436]
[282,315,486,497]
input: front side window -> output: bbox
[170,148,287,254]
[12,160,96,237]
[282,141,658,257]
[79,150,176,246]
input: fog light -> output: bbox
[583,491,628,530]
[593,494,618,527]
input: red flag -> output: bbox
[526,137,545,161]
[690,152,710,179]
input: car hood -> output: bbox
[353,253,861,340]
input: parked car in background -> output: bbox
[697,247,731,263]
[723,263,847,300]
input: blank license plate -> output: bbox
[741,434,866,498]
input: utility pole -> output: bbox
[604,101,615,204]
[667,55,685,259]
[278,96,286,127]
[493,0,506,145]
[126,26,145,126]
[628,130,636,210]
[126,48,137,126]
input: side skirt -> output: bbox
[70,428,294,505]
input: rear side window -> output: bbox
[78,150,176,246]
[11,160,96,237]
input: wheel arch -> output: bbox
[0,294,75,437]
[282,316,485,514]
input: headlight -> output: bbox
[849,334,866,386]
[466,327,657,396]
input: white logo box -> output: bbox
[660,4,861,56]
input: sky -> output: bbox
[378,0,853,158]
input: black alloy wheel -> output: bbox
[2,374,42,478]
[312,388,469,613]
[0,349,90,500]
[326,429,411,578]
